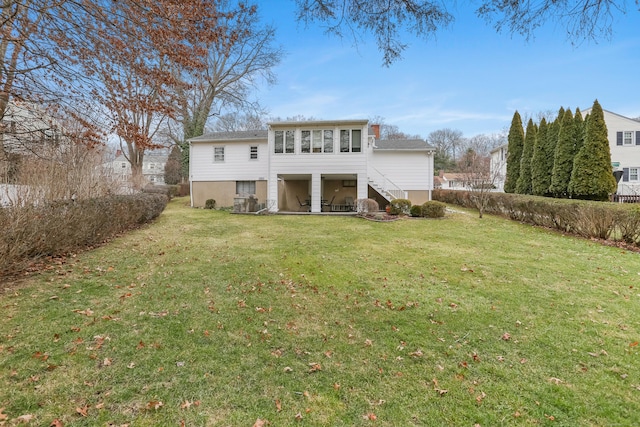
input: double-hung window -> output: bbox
[631,168,639,181]
[214,146,225,162]
[339,129,362,153]
[617,131,640,146]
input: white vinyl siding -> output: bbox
[190,141,268,182]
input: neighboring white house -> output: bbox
[188,120,435,212]
[1,99,66,156]
[490,144,508,192]
[104,150,168,188]
[433,171,490,191]
[581,108,640,195]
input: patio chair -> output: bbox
[296,195,310,212]
[322,195,335,211]
[345,196,354,211]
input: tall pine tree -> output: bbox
[504,111,524,193]
[516,119,536,194]
[568,100,617,201]
[549,109,575,198]
[531,118,551,196]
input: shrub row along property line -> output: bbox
[0,193,168,277]
[433,189,640,245]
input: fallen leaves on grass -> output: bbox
[180,400,199,410]
[308,362,322,373]
[76,405,89,417]
[146,401,163,410]
[49,419,63,427]
[253,419,268,427]
[432,378,448,396]
[73,308,94,316]
[15,414,35,423]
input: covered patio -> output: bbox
[276,173,363,213]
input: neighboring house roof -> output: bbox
[188,130,268,143]
[581,108,640,123]
[440,172,466,181]
[374,139,435,151]
[490,144,508,155]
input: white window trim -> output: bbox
[624,131,634,146]
[249,145,258,160]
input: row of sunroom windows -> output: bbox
[274,129,362,154]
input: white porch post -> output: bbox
[357,172,367,203]
[311,173,322,213]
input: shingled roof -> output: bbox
[188,130,268,143]
[373,139,434,151]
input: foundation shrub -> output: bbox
[0,194,168,275]
[389,198,412,215]
[421,201,446,218]
[204,199,216,209]
[410,205,422,217]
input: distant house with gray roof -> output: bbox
[188,120,435,212]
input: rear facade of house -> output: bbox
[189,120,434,212]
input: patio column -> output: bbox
[357,172,368,203]
[310,173,322,213]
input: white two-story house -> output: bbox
[581,109,640,195]
[188,120,435,212]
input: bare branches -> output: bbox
[295,0,453,66]
[476,0,626,42]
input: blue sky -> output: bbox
[254,1,640,139]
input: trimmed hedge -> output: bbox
[433,189,640,246]
[0,193,168,275]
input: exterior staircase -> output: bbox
[367,167,407,202]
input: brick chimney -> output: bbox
[371,124,380,139]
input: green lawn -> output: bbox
[1,197,639,426]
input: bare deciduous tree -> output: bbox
[295,1,633,65]
[457,148,503,218]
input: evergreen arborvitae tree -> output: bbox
[568,100,617,201]
[549,109,575,198]
[531,118,550,196]
[504,111,524,193]
[516,118,536,194]
[573,107,585,155]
